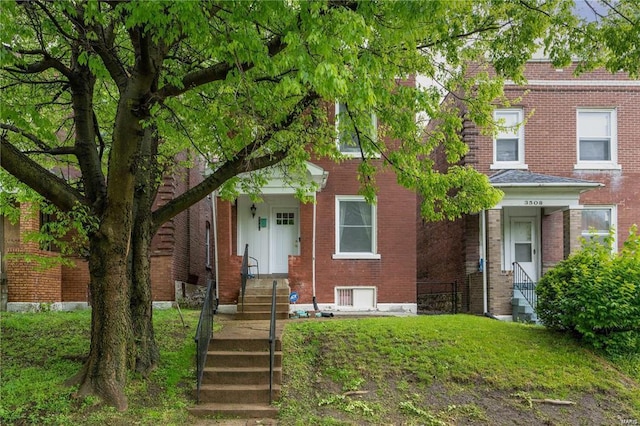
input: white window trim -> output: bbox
[581,205,617,252]
[334,286,377,310]
[490,108,528,170]
[333,195,380,260]
[335,102,378,158]
[574,108,620,170]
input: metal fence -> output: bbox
[416,281,460,314]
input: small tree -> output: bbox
[536,226,640,355]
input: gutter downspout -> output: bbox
[481,209,488,314]
[312,192,319,311]
[212,191,220,303]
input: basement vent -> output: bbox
[335,287,376,309]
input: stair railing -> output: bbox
[512,262,537,312]
[240,243,249,312]
[195,278,216,404]
[268,279,277,404]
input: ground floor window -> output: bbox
[581,206,616,249]
[334,196,378,258]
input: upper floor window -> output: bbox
[492,109,526,169]
[576,109,619,169]
[335,102,377,156]
[333,195,380,260]
[581,206,616,250]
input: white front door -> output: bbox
[270,208,299,274]
[510,217,538,281]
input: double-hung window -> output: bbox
[576,109,618,169]
[492,109,526,169]
[333,196,380,259]
[581,206,616,250]
[335,102,377,156]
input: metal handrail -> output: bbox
[195,278,216,404]
[512,262,537,311]
[240,244,249,312]
[268,279,277,404]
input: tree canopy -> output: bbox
[1,0,638,410]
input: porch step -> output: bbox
[209,337,282,352]
[197,384,281,404]
[239,302,291,312]
[189,402,278,419]
[203,366,282,385]
[237,278,291,321]
[206,350,282,368]
[236,311,290,320]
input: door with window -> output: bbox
[270,208,299,274]
[510,217,538,281]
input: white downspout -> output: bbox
[212,191,219,301]
[481,209,488,314]
[312,191,318,309]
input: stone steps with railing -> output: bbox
[189,278,288,420]
[512,289,539,323]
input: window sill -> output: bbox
[339,151,381,159]
[574,163,621,171]
[332,253,381,260]
[490,163,528,170]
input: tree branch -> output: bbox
[151,150,287,232]
[1,137,88,212]
[151,91,320,229]
[0,123,54,151]
[155,35,286,100]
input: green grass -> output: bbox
[279,315,640,425]
[0,308,202,425]
[1,311,638,425]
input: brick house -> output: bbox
[213,100,418,315]
[0,155,214,312]
[418,62,640,320]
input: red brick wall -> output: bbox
[311,157,417,305]
[541,210,563,273]
[216,198,242,304]
[61,259,90,302]
[150,153,214,297]
[287,202,314,300]
[471,65,640,248]
[6,203,62,303]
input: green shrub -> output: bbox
[536,225,640,355]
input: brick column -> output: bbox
[563,209,582,258]
[486,209,512,315]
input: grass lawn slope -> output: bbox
[1,310,638,425]
[280,315,640,426]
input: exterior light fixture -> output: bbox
[250,203,257,218]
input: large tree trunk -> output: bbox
[130,209,159,375]
[68,231,134,411]
[129,129,161,375]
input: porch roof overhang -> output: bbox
[237,161,328,195]
[489,170,603,212]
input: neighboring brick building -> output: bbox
[418,61,640,319]
[0,155,214,311]
[214,100,418,314]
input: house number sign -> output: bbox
[524,200,543,206]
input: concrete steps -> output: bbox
[237,279,291,321]
[512,289,539,323]
[189,281,288,420]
